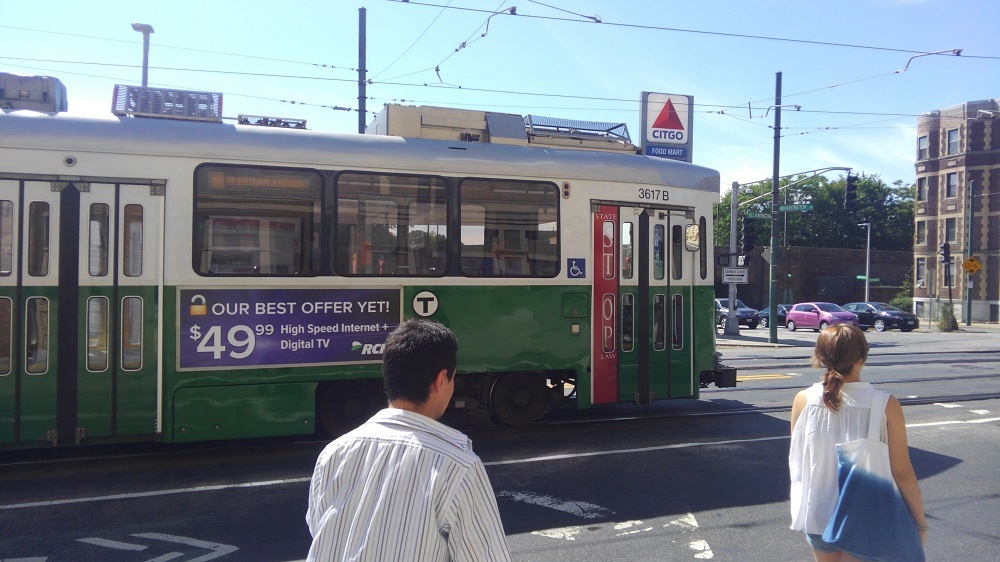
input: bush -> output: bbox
[889,294,913,311]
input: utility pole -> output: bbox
[768,72,782,344]
[358,7,367,134]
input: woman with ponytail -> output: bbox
[789,324,928,561]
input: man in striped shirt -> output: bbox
[306,319,512,561]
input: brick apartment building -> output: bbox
[913,98,1000,323]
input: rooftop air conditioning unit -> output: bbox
[916,280,925,288]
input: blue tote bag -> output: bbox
[821,390,925,562]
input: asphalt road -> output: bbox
[1,329,997,561]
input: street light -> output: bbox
[858,222,871,301]
[131,23,154,87]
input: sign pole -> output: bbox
[966,180,974,325]
[725,182,739,335]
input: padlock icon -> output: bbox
[190,295,208,316]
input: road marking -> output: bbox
[934,402,964,408]
[3,416,997,512]
[531,526,582,541]
[614,520,653,536]
[665,513,699,530]
[77,537,147,551]
[970,410,990,415]
[496,491,613,519]
[736,374,792,381]
[132,533,238,561]
[690,539,715,559]
[0,477,309,510]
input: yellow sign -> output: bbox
[962,257,982,273]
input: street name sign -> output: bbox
[747,212,771,219]
[723,267,749,284]
[778,204,814,212]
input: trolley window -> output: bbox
[0,201,13,276]
[122,205,143,277]
[89,204,110,276]
[194,165,322,276]
[459,179,559,277]
[27,202,49,277]
[25,297,48,374]
[699,217,708,280]
[621,222,634,279]
[86,297,109,372]
[0,297,10,375]
[653,224,664,280]
[620,293,633,353]
[671,224,683,280]
[334,172,448,277]
[121,296,142,371]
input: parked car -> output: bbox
[785,302,859,332]
[841,302,919,332]
[758,304,793,329]
[715,298,760,329]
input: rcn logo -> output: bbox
[651,99,685,141]
[351,341,385,355]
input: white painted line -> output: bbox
[908,416,1000,428]
[664,513,700,530]
[0,477,309,510]
[76,537,147,551]
[689,539,714,559]
[145,554,185,562]
[614,520,653,536]
[934,402,964,408]
[496,491,613,519]
[531,526,582,541]
[484,436,787,467]
[130,533,239,562]
[970,410,990,415]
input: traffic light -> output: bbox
[939,242,951,263]
[844,175,858,211]
[741,219,755,253]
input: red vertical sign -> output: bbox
[592,206,618,404]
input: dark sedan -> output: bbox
[758,304,792,329]
[842,302,919,332]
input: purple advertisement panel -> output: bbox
[179,288,401,370]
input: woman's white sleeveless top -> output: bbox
[789,381,888,534]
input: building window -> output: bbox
[915,258,926,288]
[946,173,958,198]
[946,129,959,155]
[945,218,957,242]
[916,177,926,202]
[916,222,926,245]
[917,135,929,160]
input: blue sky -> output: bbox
[2,0,997,189]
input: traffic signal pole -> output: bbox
[965,180,974,325]
[768,72,782,344]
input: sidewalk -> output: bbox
[716,321,1000,348]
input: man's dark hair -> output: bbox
[382,319,458,403]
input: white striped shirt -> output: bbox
[306,408,511,562]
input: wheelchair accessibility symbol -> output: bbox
[567,259,586,279]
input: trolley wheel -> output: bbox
[491,373,549,427]
[874,319,887,332]
[786,320,796,332]
[316,380,385,437]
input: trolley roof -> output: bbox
[0,110,720,193]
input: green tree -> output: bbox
[715,174,914,252]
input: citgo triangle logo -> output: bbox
[652,99,685,130]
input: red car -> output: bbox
[785,302,859,332]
